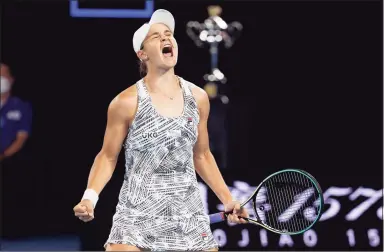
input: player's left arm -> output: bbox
[191,86,247,223]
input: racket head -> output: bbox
[243,169,324,235]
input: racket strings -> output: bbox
[256,171,320,233]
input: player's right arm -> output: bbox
[73,86,137,222]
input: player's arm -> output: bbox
[85,91,136,196]
[74,88,137,222]
[192,87,233,205]
[192,87,247,224]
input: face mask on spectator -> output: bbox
[1,76,11,94]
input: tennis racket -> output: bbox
[209,169,324,235]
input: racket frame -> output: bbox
[238,168,324,235]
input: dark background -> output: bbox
[1,0,383,250]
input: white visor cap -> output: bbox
[133,9,175,53]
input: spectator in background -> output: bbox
[0,63,32,161]
[1,63,33,238]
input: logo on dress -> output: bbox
[202,232,209,241]
[187,117,194,127]
[142,132,158,139]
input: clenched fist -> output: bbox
[224,200,249,224]
[73,199,94,222]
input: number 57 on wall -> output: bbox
[320,187,383,221]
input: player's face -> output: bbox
[140,23,178,70]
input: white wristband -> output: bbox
[82,189,99,208]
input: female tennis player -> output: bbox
[73,9,248,251]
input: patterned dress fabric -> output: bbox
[105,77,218,251]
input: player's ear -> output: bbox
[137,50,148,62]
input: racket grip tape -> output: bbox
[209,212,226,224]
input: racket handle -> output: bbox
[209,212,226,224]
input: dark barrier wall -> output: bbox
[2,0,382,251]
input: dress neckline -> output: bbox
[141,76,186,120]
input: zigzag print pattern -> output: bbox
[105,77,218,251]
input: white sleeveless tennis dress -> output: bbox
[105,77,218,251]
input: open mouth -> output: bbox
[162,45,173,57]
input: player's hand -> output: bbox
[73,200,94,222]
[224,201,249,224]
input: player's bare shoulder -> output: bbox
[108,84,138,126]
